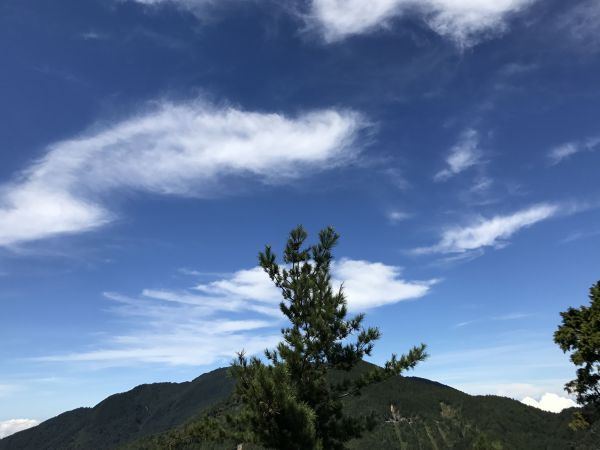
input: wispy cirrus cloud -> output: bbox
[560,229,600,245]
[414,203,558,254]
[0,419,40,439]
[548,136,600,165]
[556,0,600,51]
[307,0,537,46]
[0,101,364,248]
[455,312,531,328]
[434,128,482,181]
[128,0,535,47]
[38,289,280,366]
[36,259,433,366]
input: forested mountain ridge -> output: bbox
[1,363,594,450]
[0,368,233,450]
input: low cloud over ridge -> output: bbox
[522,393,578,413]
[0,102,363,247]
[0,419,40,439]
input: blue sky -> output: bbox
[1,0,600,434]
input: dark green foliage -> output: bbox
[554,280,600,426]
[3,362,596,450]
[0,368,234,450]
[230,226,427,449]
[123,362,592,450]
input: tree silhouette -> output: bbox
[554,280,600,428]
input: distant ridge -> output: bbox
[1,362,595,450]
[0,368,233,450]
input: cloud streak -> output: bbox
[36,259,433,366]
[0,102,363,247]
[307,0,536,46]
[38,289,281,366]
[548,136,600,165]
[435,128,481,181]
[414,203,558,254]
[455,312,531,328]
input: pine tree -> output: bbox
[554,280,600,428]
[231,226,427,449]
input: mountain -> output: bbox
[0,363,594,450]
[0,368,234,450]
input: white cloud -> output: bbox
[194,259,434,312]
[333,259,433,310]
[129,0,534,46]
[522,393,578,413]
[548,143,579,164]
[308,0,405,42]
[308,0,536,46]
[0,102,363,247]
[414,203,558,254]
[453,381,565,401]
[435,128,481,181]
[387,210,412,224]
[548,136,600,165]
[0,419,40,439]
[456,382,541,399]
[421,0,535,46]
[37,259,433,366]
[196,266,281,305]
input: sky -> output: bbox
[1,0,600,437]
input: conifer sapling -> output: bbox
[231,226,427,449]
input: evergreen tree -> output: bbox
[554,280,600,428]
[231,226,427,449]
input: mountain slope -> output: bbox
[0,363,591,450]
[0,368,233,450]
[126,372,583,450]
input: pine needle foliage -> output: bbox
[230,226,427,449]
[554,280,600,428]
